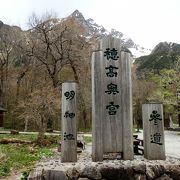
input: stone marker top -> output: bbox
[100,36,122,51]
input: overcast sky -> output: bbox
[0,0,180,49]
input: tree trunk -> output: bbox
[16,79,20,102]
[169,114,174,128]
[24,117,29,132]
[0,67,4,106]
[70,63,89,129]
[36,116,47,145]
[16,71,27,103]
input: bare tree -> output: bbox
[17,85,59,139]
[27,13,70,87]
[0,26,15,106]
[27,13,91,129]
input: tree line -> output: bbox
[0,13,93,135]
[0,12,179,136]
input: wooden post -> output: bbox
[120,52,134,160]
[92,51,104,161]
[61,82,77,162]
[92,36,133,161]
[142,103,165,160]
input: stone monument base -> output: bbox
[28,146,180,180]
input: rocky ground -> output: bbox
[27,145,180,180]
[27,130,180,180]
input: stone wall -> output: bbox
[28,163,180,180]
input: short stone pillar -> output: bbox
[61,82,77,162]
[142,103,165,160]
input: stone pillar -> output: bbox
[142,103,165,160]
[92,36,133,161]
[61,82,77,162]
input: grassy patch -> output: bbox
[0,133,93,178]
[0,144,38,176]
[0,134,59,178]
[84,136,92,143]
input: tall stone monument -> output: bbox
[61,82,77,162]
[142,102,165,160]
[92,36,133,161]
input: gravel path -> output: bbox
[134,130,180,159]
[164,131,180,158]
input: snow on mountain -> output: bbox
[43,10,151,58]
[129,46,151,58]
[69,10,151,58]
[70,10,109,37]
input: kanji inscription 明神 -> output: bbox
[61,82,77,162]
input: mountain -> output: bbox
[134,41,180,76]
[69,10,151,58]
[0,20,22,32]
[1,10,151,58]
[0,21,3,28]
[70,10,108,37]
[0,20,10,29]
[151,42,180,54]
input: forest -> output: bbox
[0,12,180,136]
